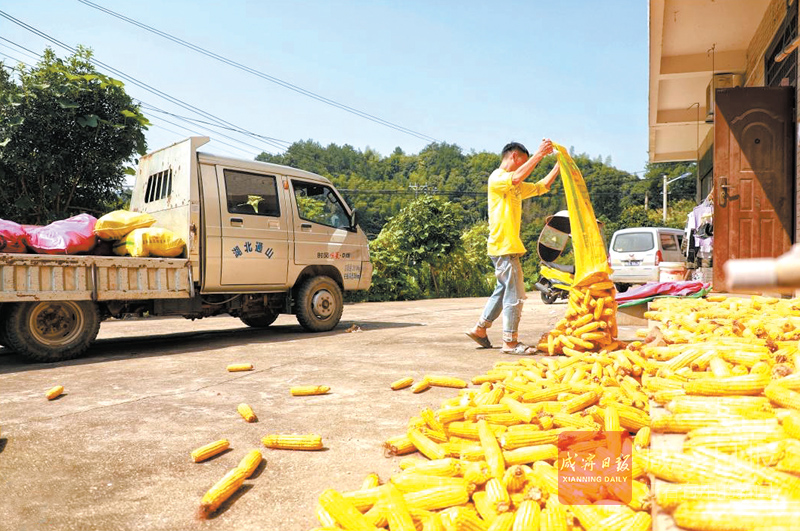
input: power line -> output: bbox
[0,10,286,153]
[75,0,439,144]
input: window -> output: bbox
[660,233,679,251]
[765,0,798,87]
[613,232,654,253]
[292,180,351,230]
[144,169,172,203]
[224,169,280,217]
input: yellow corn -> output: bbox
[411,379,432,394]
[633,427,650,449]
[380,484,415,531]
[45,385,64,400]
[290,385,330,396]
[477,419,505,479]
[226,363,253,372]
[439,506,488,531]
[502,444,558,466]
[485,477,511,513]
[403,458,461,477]
[361,473,381,490]
[237,403,257,423]
[319,488,380,531]
[198,467,248,518]
[604,404,621,432]
[655,483,790,511]
[783,411,800,439]
[191,439,230,463]
[499,428,564,451]
[425,375,468,389]
[236,449,262,478]
[684,373,771,396]
[407,429,447,460]
[540,496,566,531]
[261,434,323,450]
[390,473,469,494]
[502,465,526,493]
[766,382,800,411]
[403,485,470,511]
[391,377,414,390]
[436,405,469,425]
[384,434,417,456]
[342,486,382,512]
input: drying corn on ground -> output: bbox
[306,294,800,531]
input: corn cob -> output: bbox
[390,473,469,494]
[391,377,414,390]
[290,385,330,396]
[226,363,253,372]
[411,379,432,394]
[436,405,469,425]
[673,500,800,531]
[236,449,262,478]
[501,465,526,493]
[315,504,337,527]
[486,511,514,531]
[633,427,650,449]
[191,439,230,463]
[237,403,257,422]
[425,375,468,389]
[403,485,470,511]
[438,506,487,531]
[651,413,760,433]
[408,429,447,460]
[197,467,248,518]
[45,385,64,400]
[361,473,381,490]
[363,497,388,528]
[261,434,323,450]
[380,484,415,531]
[384,434,416,456]
[477,419,505,480]
[341,486,382,512]
[484,477,511,513]
[502,444,558,466]
[783,411,800,439]
[319,488,380,531]
[499,429,564,450]
[403,458,461,477]
[540,496,566,531]
[766,382,800,411]
[655,483,790,511]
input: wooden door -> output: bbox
[713,87,794,289]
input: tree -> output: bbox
[0,47,148,224]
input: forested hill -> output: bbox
[256,139,696,241]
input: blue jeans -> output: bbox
[478,254,526,343]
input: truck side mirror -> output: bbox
[349,209,358,230]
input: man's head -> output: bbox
[501,142,529,170]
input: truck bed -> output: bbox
[0,254,193,302]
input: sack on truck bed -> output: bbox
[0,219,29,253]
[113,227,185,258]
[27,214,98,255]
[94,210,156,241]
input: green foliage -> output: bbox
[0,47,148,224]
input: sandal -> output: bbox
[465,330,492,349]
[501,342,536,355]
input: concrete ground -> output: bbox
[0,295,601,531]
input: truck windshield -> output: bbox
[613,232,655,253]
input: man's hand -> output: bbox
[535,138,554,159]
[544,162,560,188]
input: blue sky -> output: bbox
[0,1,648,173]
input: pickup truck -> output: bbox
[0,137,373,362]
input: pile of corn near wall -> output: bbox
[538,280,619,356]
[312,353,654,530]
[637,295,800,531]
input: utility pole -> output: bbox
[644,192,648,210]
[662,172,693,223]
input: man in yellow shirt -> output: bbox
[466,140,560,354]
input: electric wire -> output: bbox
[75,0,438,143]
[0,10,287,153]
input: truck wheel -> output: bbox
[5,301,100,362]
[240,311,279,328]
[295,276,343,332]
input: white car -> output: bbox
[609,227,685,291]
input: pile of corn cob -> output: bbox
[312,352,654,530]
[636,295,800,531]
[537,279,619,357]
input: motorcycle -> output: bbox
[534,210,575,304]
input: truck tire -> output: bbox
[5,301,100,362]
[240,311,279,328]
[295,276,343,332]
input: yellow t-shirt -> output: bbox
[487,168,548,256]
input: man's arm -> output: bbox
[512,139,554,185]
[521,162,560,199]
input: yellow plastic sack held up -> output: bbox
[537,143,618,356]
[94,210,156,241]
[113,227,185,258]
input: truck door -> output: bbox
[289,179,364,267]
[216,167,289,286]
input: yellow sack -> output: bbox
[552,142,612,287]
[94,210,156,241]
[113,227,185,258]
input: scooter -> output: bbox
[534,210,575,304]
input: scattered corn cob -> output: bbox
[191,439,230,463]
[226,363,253,372]
[391,377,414,391]
[237,403,257,423]
[45,385,64,400]
[411,379,431,394]
[290,385,330,396]
[262,434,323,451]
[235,449,262,478]
[198,467,248,518]
[425,376,468,389]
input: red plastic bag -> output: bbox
[27,214,98,255]
[0,219,28,253]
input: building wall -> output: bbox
[744,0,787,87]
